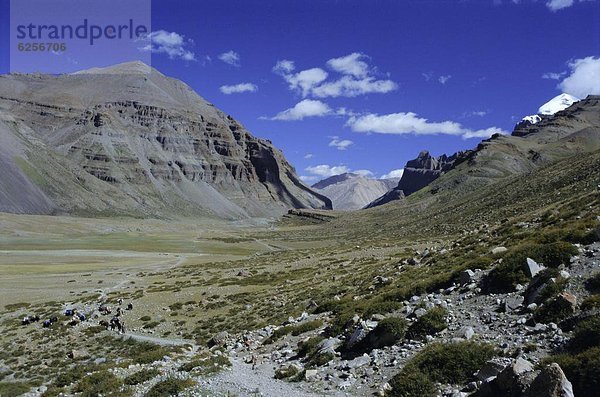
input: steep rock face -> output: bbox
[365,151,468,208]
[311,173,398,211]
[0,62,331,218]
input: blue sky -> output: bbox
[1,0,599,182]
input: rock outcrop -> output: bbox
[365,150,468,208]
[0,62,331,218]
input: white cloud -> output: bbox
[218,50,241,67]
[438,75,452,84]
[273,53,397,98]
[326,53,370,78]
[328,136,354,150]
[542,71,566,80]
[312,75,397,98]
[219,83,258,94]
[285,68,329,96]
[422,72,433,81]
[347,112,507,139]
[273,59,295,74]
[305,164,351,178]
[300,175,319,183]
[546,0,574,11]
[269,99,332,121]
[140,30,196,61]
[380,169,405,180]
[558,56,600,98]
[354,169,374,177]
[304,153,314,159]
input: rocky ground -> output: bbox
[196,242,597,397]
[1,216,597,397]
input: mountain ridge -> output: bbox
[311,173,398,210]
[0,61,331,218]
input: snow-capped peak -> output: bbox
[538,93,579,116]
[522,114,542,124]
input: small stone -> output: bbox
[492,246,508,255]
[345,354,371,369]
[305,369,319,381]
[505,296,525,312]
[414,308,427,318]
[456,326,475,340]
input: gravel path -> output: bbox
[205,358,337,397]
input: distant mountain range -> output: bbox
[365,94,600,208]
[311,173,399,210]
[0,61,331,219]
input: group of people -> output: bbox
[97,298,132,334]
[21,298,133,334]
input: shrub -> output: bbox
[407,307,447,340]
[264,319,323,344]
[580,294,600,311]
[534,295,575,324]
[388,367,436,397]
[145,378,195,397]
[349,317,409,357]
[178,354,231,375]
[484,242,577,293]
[535,241,577,268]
[544,347,600,396]
[536,277,568,304]
[142,321,160,329]
[306,352,334,368]
[406,341,496,384]
[569,316,600,353]
[585,273,600,294]
[0,382,33,397]
[74,370,122,397]
[274,365,300,380]
[484,259,529,293]
[363,301,403,317]
[54,365,95,387]
[130,343,170,364]
[124,368,160,385]
[139,315,151,321]
[297,336,325,358]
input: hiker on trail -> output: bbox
[251,354,258,370]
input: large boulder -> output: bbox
[473,358,535,397]
[523,258,544,278]
[526,363,574,397]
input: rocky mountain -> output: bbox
[517,93,579,130]
[0,61,331,219]
[365,151,467,208]
[311,173,399,211]
[366,95,600,209]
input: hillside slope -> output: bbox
[0,62,331,218]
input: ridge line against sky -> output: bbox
[0,0,598,182]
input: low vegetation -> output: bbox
[123,368,160,385]
[485,242,576,293]
[264,319,323,344]
[407,307,447,340]
[389,342,496,397]
[145,378,195,397]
